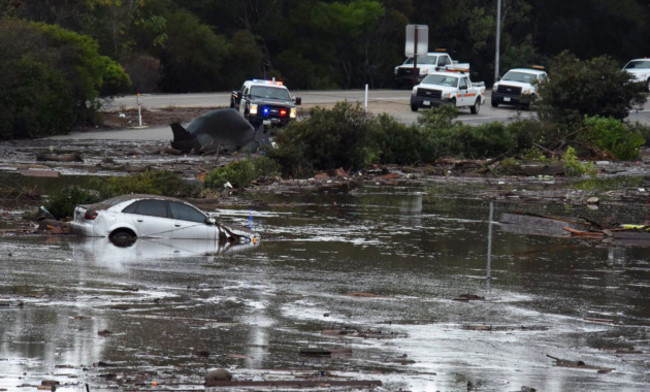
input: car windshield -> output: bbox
[421,74,458,87]
[250,86,291,101]
[624,60,650,69]
[502,71,538,83]
[404,56,439,66]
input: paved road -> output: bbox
[53,89,649,141]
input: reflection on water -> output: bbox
[1,185,649,391]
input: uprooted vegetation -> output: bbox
[267,102,648,179]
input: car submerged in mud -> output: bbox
[69,194,260,247]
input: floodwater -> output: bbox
[1,181,649,391]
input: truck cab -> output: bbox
[230,79,301,127]
[623,58,650,91]
[394,51,470,88]
[491,67,547,109]
[410,71,485,114]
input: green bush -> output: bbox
[204,156,280,189]
[579,116,644,160]
[45,187,99,220]
[537,51,647,126]
[563,146,596,177]
[0,20,131,139]
[271,102,375,175]
[368,114,421,165]
[98,170,193,199]
[623,121,650,148]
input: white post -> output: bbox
[137,93,143,127]
[364,84,369,112]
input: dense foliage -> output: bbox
[3,0,650,92]
[536,51,647,125]
[0,19,130,139]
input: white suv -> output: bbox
[623,58,650,91]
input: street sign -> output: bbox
[405,24,428,57]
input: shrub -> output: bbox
[537,51,647,126]
[579,116,644,160]
[204,156,280,189]
[0,19,131,139]
[98,170,193,198]
[368,114,421,165]
[45,187,99,220]
[271,102,375,175]
[563,146,596,177]
[623,122,650,147]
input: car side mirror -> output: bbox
[294,97,302,105]
[460,84,468,90]
[205,216,216,225]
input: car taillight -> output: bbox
[84,210,98,220]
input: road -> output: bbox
[52,89,649,141]
[104,89,650,126]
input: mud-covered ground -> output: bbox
[0,106,649,233]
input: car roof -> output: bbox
[83,194,189,210]
[427,71,464,77]
[506,68,547,75]
[244,79,289,89]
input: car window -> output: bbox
[123,200,168,218]
[169,202,206,223]
[250,86,291,100]
[625,60,650,69]
[438,56,450,66]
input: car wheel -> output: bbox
[647,78,650,92]
[491,99,498,108]
[410,103,418,112]
[109,229,136,247]
[470,98,481,114]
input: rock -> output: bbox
[586,197,599,205]
[205,368,232,385]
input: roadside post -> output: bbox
[405,24,428,86]
[364,84,368,112]
[134,93,148,129]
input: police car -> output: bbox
[230,79,301,127]
[622,58,650,91]
[491,67,547,109]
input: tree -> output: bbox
[536,51,647,125]
[0,19,131,139]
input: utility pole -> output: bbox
[494,0,502,83]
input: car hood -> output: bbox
[495,80,536,89]
[251,97,294,107]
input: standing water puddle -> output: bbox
[1,183,649,391]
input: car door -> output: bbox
[122,199,173,238]
[168,201,217,240]
[458,76,471,105]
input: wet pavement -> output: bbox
[1,182,650,391]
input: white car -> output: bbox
[69,194,260,247]
[410,71,485,114]
[622,58,650,91]
[491,67,548,109]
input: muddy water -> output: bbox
[1,182,649,391]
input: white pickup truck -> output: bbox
[394,51,470,88]
[410,71,485,114]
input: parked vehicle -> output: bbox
[491,67,547,109]
[69,194,260,247]
[230,79,301,127]
[410,71,485,114]
[622,58,650,91]
[394,50,470,88]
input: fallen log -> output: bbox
[546,354,614,373]
[36,152,83,162]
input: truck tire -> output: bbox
[470,98,481,114]
[491,98,498,108]
[410,103,418,112]
[647,78,650,92]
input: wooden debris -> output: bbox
[346,292,390,298]
[562,226,605,239]
[199,380,382,388]
[20,169,60,178]
[36,152,83,162]
[299,347,331,356]
[546,354,614,373]
[453,293,485,302]
[584,317,615,324]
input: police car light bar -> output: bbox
[252,79,284,86]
